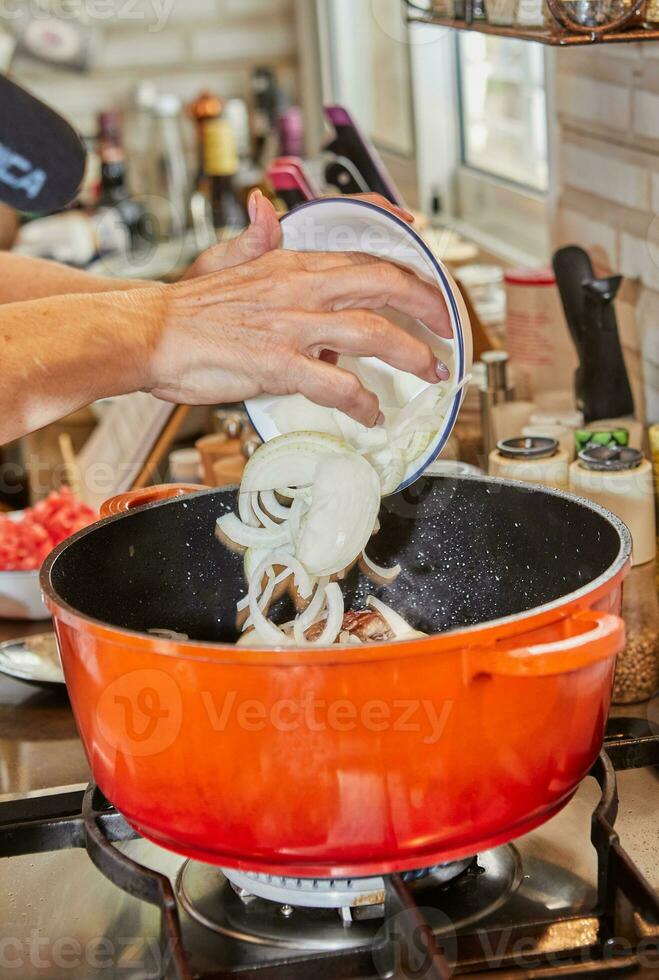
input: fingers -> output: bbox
[311,262,453,340]
[348,193,415,224]
[183,190,281,278]
[294,310,438,383]
[288,355,381,427]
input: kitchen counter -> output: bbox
[0,619,89,801]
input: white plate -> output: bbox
[0,633,65,687]
[245,198,473,492]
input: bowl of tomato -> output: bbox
[0,489,97,620]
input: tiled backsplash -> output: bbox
[551,45,659,425]
[8,0,298,138]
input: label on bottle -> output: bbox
[203,118,239,177]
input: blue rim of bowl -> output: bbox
[244,197,466,493]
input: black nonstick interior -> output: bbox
[47,477,625,642]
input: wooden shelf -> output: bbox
[407,11,659,44]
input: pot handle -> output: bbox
[468,609,625,679]
[100,484,207,518]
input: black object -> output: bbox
[0,75,86,215]
[44,477,625,644]
[323,105,404,207]
[552,246,635,424]
[1,735,658,980]
[323,156,369,196]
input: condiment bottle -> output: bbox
[480,351,515,460]
[489,436,569,490]
[612,559,659,704]
[569,446,656,567]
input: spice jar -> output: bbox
[489,436,570,490]
[613,558,659,704]
[569,446,656,567]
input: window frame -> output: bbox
[301,1,553,265]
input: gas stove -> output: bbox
[0,717,657,980]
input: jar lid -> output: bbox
[497,436,559,459]
[578,446,644,472]
[504,267,556,287]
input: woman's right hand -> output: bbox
[140,201,452,428]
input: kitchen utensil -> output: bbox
[552,247,634,424]
[489,436,570,489]
[323,156,369,196]
[570,446,656,567]
[245,197,473,493]
[43,475,630,878]
[0,75,86,214]
[0,633,65,688]
[323,105,404,206]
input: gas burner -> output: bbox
[175,849,520,951]
[221,858,473,913]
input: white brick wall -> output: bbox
[8,0,298,136]
[552,46,659,424]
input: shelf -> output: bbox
[407,11,659,45]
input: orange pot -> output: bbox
[42,478,630,878]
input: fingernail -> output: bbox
[436,360,450,381]
[376,411,386,426]
[395,207,415,222]
[248,189,261,224]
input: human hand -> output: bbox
[181,190,416,280]
[142,237,452,428]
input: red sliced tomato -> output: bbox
[0,489,98,572]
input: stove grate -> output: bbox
[1,734,658,980]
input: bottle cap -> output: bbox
[578,445,644,472]
[497,436,559,460]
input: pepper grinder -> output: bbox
[480,351,516,463]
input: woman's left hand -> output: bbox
[182,191,416,281]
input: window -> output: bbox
[325,0,415,157]
[457,35,548,192]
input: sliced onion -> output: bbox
[262,550,314,600]
[241,432,351,493]
[244,547,269,583]
[251,493,281,529]
[312,583,344,646]
[244,567,292,630]
[295,454,381,577]
[217,513,291,551]
[367,596,426,641]
[260,490,292,521]
[293,577,329,643]
[248,557,294,647]
[361,551,401,583]
[238,491,259,528]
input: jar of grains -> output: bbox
[613,558,659,704]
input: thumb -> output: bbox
[183,189,282,279]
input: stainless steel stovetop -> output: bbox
[0,717,657,980]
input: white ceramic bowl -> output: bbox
[0,512,50,620]
[0,568,50,620]
[245,198,473,492]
